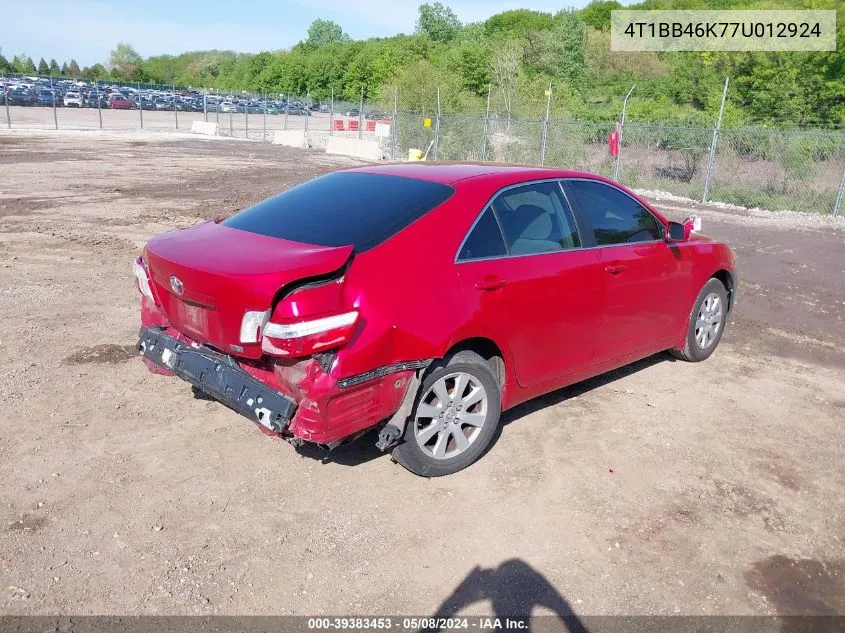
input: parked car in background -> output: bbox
[8,87,36,106]
[344,108,360,117]
[174,97,193,112]
[134,164,737,476]
[219,101,237,113]
[37,89,57,107]
[137,96,157,110]
[83,92,107,108]
[154,97,174,111]
[108,93,133,109]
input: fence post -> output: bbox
[358,86,364,140]
[703,77,729,203]
[51,75,58,130]
[540,81,552,165]
[481,84,491,161]
[172,85,178,130]
[613,84,635,182]
[391,86,398,161]
[4,84,10,129]
[138,81,143,129]
[833,164,845,216]
[329,87,334,136]
[262,92,267,142]
[304,90,309,133]
[204,89,208,123]
[244,96,248,139]
[96,81,103,130]
[283,93,289,130]
[434,86,441,161]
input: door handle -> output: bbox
[604,264,627,275]
[475,276,508,291]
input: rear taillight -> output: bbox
[133,256,157,305]
[262,311,358,358]
[239,309,271,343]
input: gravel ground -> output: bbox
[0,130,843,617]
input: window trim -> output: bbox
[455,179,586,264]
[562,177,667,249]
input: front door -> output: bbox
[563,178,688,363]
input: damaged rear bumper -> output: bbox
[138,326,297,433]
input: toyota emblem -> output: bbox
[170,276,184,296]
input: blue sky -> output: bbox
[3,0,595,66]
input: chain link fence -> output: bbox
[3,73,845,215]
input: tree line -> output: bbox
[2,0,843,127]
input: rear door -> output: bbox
[457,180,603,388]
[562,178,689,363]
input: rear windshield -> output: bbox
[222,172,455,252]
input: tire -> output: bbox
[671,278,729,362]
[392,351,502,477]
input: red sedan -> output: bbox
[108,94,133,109]
[134,164,737,476]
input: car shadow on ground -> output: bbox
[423,559,588,632]
[294,352,676,469]
[499,352,674,427]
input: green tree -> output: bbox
[306,19,349,47]
[108,42,143,79]
[16,56,37,74]
[484,9,554,38]
[49,58,60,74]
[416,2,461,43]
[0,54,9,74]
[37,57,49,75]
[454,41,490,95]
[60,61,69,75]
[82,63,107,80]
[490,39,522,120]
[68,59,81,77]
[579,0,622,31]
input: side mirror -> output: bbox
[667,216,700,242]
[666,221,690,242]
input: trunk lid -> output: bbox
[144,220,352,358]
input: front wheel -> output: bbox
[671,278,729,362]
[392,351,501,477]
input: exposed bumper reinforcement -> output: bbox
[138,326,297,434]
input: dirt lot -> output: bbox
[0,130,843,617]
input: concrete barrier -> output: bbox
[272,129,307,148]
[325,137,381,161]
[190,121,218,136]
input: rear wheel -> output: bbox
[392,351,501,477]
[671,278,728,362]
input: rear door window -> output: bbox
[492,181,581,256]
[223,172,454,252]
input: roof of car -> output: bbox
[346,162,610,186]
